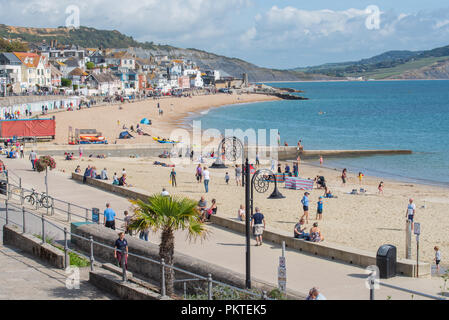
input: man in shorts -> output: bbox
[406,198,416,229]
[235,165,242,186]
[301,192,310,224]
[251,207,266,246]
[104,203,116,230]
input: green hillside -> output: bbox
[294,45,449,79]
[0,24,174,50]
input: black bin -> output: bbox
[376,244,397,279]
[0,180,7,195]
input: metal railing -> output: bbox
[1,199,269,300]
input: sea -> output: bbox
[190,80,449,187]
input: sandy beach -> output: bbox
[33,91,448,266]
[53,154,449,264]
[50,93,279,145]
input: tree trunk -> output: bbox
[159,226,175,295]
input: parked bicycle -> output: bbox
[24,189,51,208]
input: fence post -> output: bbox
[208,274,213,300]
[64,227,69,269]
[89,236,94,272]
[22,206,26,233]
[183,281,187,299]
[121,248,127,282]
[161,258,166,297]
[51,197,54,216]
[85,208,89,222]
[20,187,24,205]
[41,214,45,244]
[67,203,71,222]
[370,279,375,300]
[5,199,8,225]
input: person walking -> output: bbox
[316,196,324,221]
[235,164,242,186]
[104,203,116,230]
[300,192,310,224]
[306,287,326,300]
[434,246,442,274]
[139,227,150,241]
[20,144,24,158]
[195,164,203,183]
[170,168,177,187]
[123,210,132,236]
[251,207,266,246]
[78,146,83,158]
[203,166,210,193]
[114,232,128,270]
[29,150,37,170]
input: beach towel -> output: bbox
[285,177,314,190]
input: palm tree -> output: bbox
[128,194,207,296]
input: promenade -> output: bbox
[1,157,446,300]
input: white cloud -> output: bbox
[239,6,449,67]
[1,1,449,68]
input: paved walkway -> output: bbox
[1,157,447,300]
[0,244,114,300]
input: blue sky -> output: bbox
[1,0,449,68]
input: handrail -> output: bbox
[6,180,125,225]
[1,199,266,300]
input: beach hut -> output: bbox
[140,118,151,125]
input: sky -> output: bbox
[1,0,449,68]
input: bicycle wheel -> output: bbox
[24,195,35,206]
[40,195,51,208]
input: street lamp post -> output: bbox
[211,137,285,289]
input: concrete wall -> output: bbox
[209,215,430,278]
[89,269,163,300]
[71,223,306,299]
[72,172,430,278]
[3,224,65,269]
[72,173,151,201]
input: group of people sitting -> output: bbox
[82,165,109,181]
[197,196,217,222]
[64,152,75,160]
[294,219,324,242]
[277,163,299,177]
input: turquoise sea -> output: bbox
[191,80,449,186]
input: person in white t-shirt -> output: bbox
[203,167,210,193]
[161,188,170,197]
[406,198,416,229]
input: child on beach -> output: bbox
[434,246,442,274]
[225,172,230,184]
[316,196,324,220]
[170,168,177,187]
[358,172,364,185]
[112,173,119,185]
[319,156,323,166]
[341,168,347,185]
[378,181,384,194]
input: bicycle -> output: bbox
[23,189,51,208]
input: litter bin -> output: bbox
[0,180,7,195]
[376,244,397,279]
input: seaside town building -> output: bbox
[1,39,244,96]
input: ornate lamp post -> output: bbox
[212,136,285,289]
